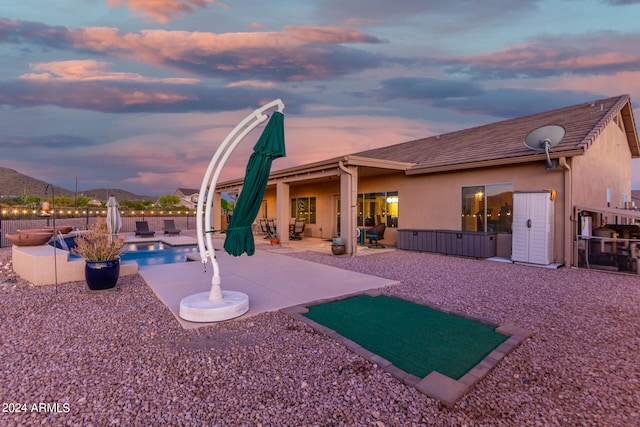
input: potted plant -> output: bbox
[73,222,126,290]
[331,237,346,255]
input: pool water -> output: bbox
[52,238,198,266]
[120,242,198,266]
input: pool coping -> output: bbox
[281,289,534,408]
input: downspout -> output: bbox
[559,157,573,267]
[338,161,357,257]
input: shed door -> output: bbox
[512,192,554,264]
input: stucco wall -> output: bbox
[262,165,567,261]
[363,164,566,261]
[252,120,634,265]
[571,121,632,213]
[290,180,340,239]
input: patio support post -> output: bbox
[213,191,222,232]
[560,157,573,267]
[276,181,290,243]
[339,162,358,255]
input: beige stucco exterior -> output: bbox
[571,117,633,209]
[249,162,570,263]
[215,96,639,268]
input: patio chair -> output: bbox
[290,219,305,240]
[162,219,182,236]
[266,219,276,239]
[135,221,155,237]
[259,219,270,239]
[366,223,386,248]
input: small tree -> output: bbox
[157,194,180,210]
[53,196,73,206]
[221,199,234,212]
[25,196,41,210]
[120,200,147,211]
[74,196,93,208]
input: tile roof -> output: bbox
[352,94,639,174]
[176,188,200,195]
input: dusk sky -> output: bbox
[2,0,640,196]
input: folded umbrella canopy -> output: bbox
[223,111,285,256]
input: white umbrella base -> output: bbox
[179,290,249,322]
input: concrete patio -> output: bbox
[139,235,400,329]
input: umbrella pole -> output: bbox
[208,257,222,300]
[180,99,285,322]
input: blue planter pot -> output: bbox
[85,258,120,290]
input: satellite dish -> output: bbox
[524,124,565,170]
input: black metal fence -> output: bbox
[0,210,198,248]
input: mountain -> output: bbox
[0,167,154,201]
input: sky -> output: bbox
[2,0,640,197]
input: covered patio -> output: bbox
[575,204,640,273]
[214,156,411,255]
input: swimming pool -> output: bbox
[51,238,198,266]
[121,242,198,266]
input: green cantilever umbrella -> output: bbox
[223,111,285,256]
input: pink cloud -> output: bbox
[543,71,640,98]
[1,18,382,82]
[20,60,198,84]
[283,25,383,44]
[464,44,640,72]
[225,80,277,88]
[62,24,382,80]
[70,25,377,55]
[453,32,640,78]
[107,0,225,23]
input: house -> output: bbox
[172,188,200,209]
[214,94,640,268]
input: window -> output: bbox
[462,184,512,232]
[291,197,316,224]
[357,191,399,228]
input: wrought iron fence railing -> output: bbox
[0,211,198,248]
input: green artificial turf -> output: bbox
[303,295,508,380]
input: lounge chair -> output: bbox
[366,223,386,248]
[162,219,182,236]
[290,219,305,240]
[135,221,155,237]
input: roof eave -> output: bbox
[344,155,414,170]
[216,157,345,190]
[405,149,585,175]
[216,155,414,190]
[621,99,640,157]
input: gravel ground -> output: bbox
[1,245,638,426]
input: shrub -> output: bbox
[72,222,126,261]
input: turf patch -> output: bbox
[303,294,508,380]
[283,292,533,406]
